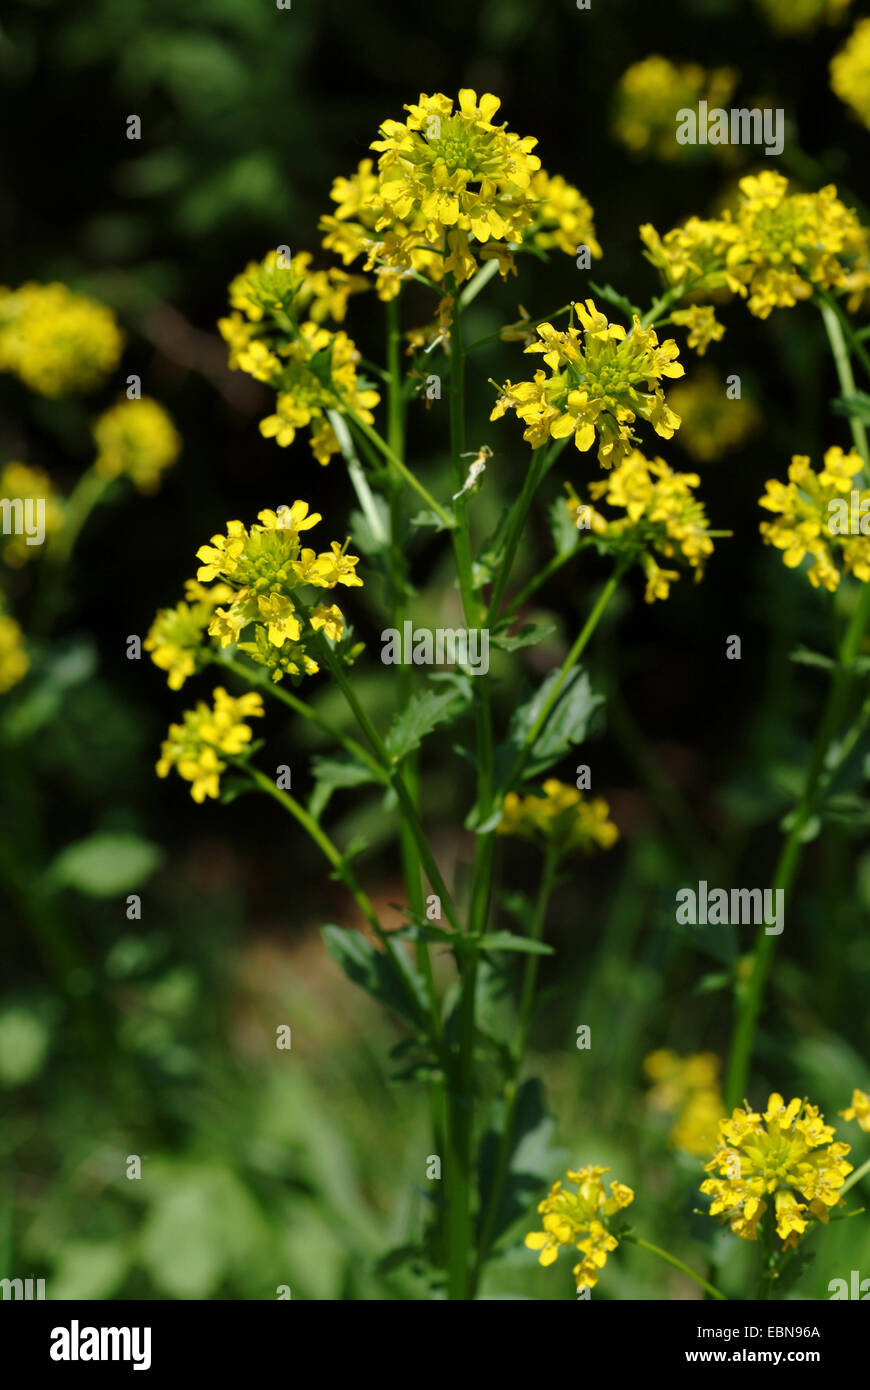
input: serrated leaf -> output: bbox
[322,924,427,1028]
[410,507,455,533]
[505,667,603,779]
[833,390,870,425]
[473,931,554,956]
[385,687,465,761]
[491,621,555,652]
[309,752,382,820]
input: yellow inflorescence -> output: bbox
[498,779,619,858]
[219,251,379,466]
[840,1088,870,1132]
[668,370,759,462]
[831,18,870,130]
[758,0,851,35]
[566,448,716,602]
[643,1050,726,1158]
[612,57,738,161]
[525,1166,634,1291]
[156,687,264,803]
[0,282,124,397]
[491,299,683,469]
[700,1093,852,1248]
[642,172,868,327]
[0,596,28,693]
[93,398,181,494]
[145,579,235,691]
[0,462,63,566]
[759,446,870,590]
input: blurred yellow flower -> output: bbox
[668,369,759,462]
[831,18,870,130]
[0,282,123,397]
[612,57,738,162]
[498,779,619,858]
[93,398,181,494]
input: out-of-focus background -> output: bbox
[1,0,869,1299]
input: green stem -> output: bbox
[472,847,559,1286]
[346,408,454,529]
[328,410,387,547]
[841,1153,870,1197]
[819,298,870,469]
[622,1234,727,1300]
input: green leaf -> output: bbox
[506,668,603,778]
[410,507,455,534]
[473,931,554,956]
[549,494,580,558]
[588,281,641,320]
[385,687,465,761]
[477,1078,562,1250]
[322,925,427,1028]
[51,832,163,898]
[833,390,870,425]
[309,752,382,820]
[0,1006,51,1086]
[820,794,870,828]
[491,621,556,652]
[789,645,834,671]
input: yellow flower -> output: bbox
[156,687,264,802]
[93,398,181,494]
[667,369,759,462]
[759,0,851,35]
[0,462,63,566]
[525,1166,634,1291]
[670,305,725,357]
[498,780,619,858]
[700,1093,853,1248]
[492,299,683,469]
[840,1088,870,1132]
[0,282,124,396]
[643,173,868,324]
[528,170,602,260]
[759,447,870,590]
[612,57,738,162]
[145,579,235,690]
[567,449,717,601]
[643,1050,726,1157]
[831,18,870,130]
[0,597,28,693]
[193,505,361,681]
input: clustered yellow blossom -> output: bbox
[193,500,362,683]
[840,1088,870,1132]
[831,18,870,130]
[643,1050,725,1158]
[759,447,870,590]
[525,1166,634,1291]
[145,579,235,691]
[498,779,619,859]
[566,448,716,602]
[700,1093,852,1248]
[492,299,683,469]
[670,305,726,358]
[0,462,63,565]
[156,687,264,802]
[0,596,28,693]
[642,172,868,329]
[667,370,759,462]
[219,251,379,466]
[319,93,600,300]
[758,0,851,35]
[0,282,123,396]
[93,398,181,494]
[612,57,738,162]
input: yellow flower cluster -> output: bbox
[219,251,379,466]
[612,57,737,161]
[498,779,619,859]
[840,1088,870,1131]
[759,0,851,34]
[319,92,600,296]
[566,449,716,602]
[668,370,759,462]
[194,501,361,683]
[525,1166,634,1291]
[831,18,870,130]
[759,447,870,590]
[642,172,868,325]
[157,687,264,802]
[492,299,683,469]
[700,1093,852,1248]
[145,579,235,691]
[643,1050,725,1158]
[0,282,123,396]
[0,462,63,566]
[93,398,181,494]
[0,596,28,693]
